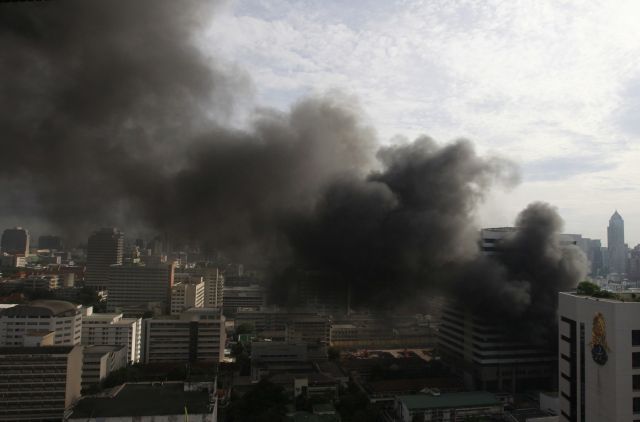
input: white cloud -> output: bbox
[205,0,640,245]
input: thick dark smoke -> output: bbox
[0,1,586,339]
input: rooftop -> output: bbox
[397,391,501,410]
[1,299,78,317]
[69,382,212,418]
[0,345,77,355]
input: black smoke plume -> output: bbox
[0,1,586,339]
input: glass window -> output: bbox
[634,397,640,414]
[633,330,640,346]
[634,375,640,391]
[634,352,640,369]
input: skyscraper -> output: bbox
[85,228,124,289]
[607,211,626,275]
[0,227,30,256]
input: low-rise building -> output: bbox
[222,285,265,315]
[0,345,83,421]
[394,391,503,422]
[81,344,128,391]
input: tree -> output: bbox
[226,379,287,422]
[576,281,600,295]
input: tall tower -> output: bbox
[607,211,626,274]
[0,227,30,256]
[85,228,124,289]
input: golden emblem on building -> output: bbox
[590,312,609,365]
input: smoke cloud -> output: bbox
[0,1,587,339]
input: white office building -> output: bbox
[559,291,640,421]
[0,300,82,346]
[81,307,142,363]
[170,280,205,315]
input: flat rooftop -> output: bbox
[397,391,500,410]
[69,382,212,418]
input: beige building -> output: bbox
[81,344,128,391]
[142,308,226,364]
[0,300,82,346]
[81,307,142,363]
[171,280,205,315]
[0,345,83,421]
[189,267,225,308]
[559,291,640,421]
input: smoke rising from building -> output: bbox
[0,1,587,338]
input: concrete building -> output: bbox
[1,226,29,256]
[0,300,82,346]
[394,391,503,422]
[222,284,265,315]
[0,345,83,421]
[171,280,205,315]
[66,381,218,422]
[85,228,124,289]
[142,308,226,364]
[190,267,225,308]
[607,211,626,275]
[81,344,128,391]
[81,307,142,363]
[106,263,175,312]
[1,253,27,268]
[558,291,640,421]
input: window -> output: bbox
[634,397,640,414]
[634,352,640,369]
[634,375,640,391]
[633,330,640,346]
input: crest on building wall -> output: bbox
[590,312,609,365]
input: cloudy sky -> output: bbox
[203,0,640,246]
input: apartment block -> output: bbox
[0,300,82,346]
[81,307,141,363]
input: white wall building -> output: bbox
[0,300,82,346]
[81,307,142,363]
[171,280,205,315]
[559,291,640,421]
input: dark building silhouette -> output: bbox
[38,235,63,251]
[85,228,124,290]
[607,211,626,275]
[1,227,30,256]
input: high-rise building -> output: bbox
[38,234,63,250]
[607,211,626,275]
[0,300,83,346]
[1,226,30,256]
[0,345,83,421]
[81,307,142,363]
[85,228,124,289]
[105,263,175,313]
[142,308,226,364]
[81,344,128,391]
[558,291,640,421]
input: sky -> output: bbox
[202,0,640,246]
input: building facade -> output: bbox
[171,280,205,315]
[558,291,640,421]
[81,344,128,391]
[1,226,30,256]
[106,263,175,312]
[0,345,83,421]
[81,308,142,363]
[142,308,226,364]
[85,228,124,289]
[0,300,82,346]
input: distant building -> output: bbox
[0,345,83,421]
[142,308,226,364]
[171,280,205,315]
[222,285,265,315]
[196,267,225,308]
[558,291,640,421]
[66,381,218,422]
[607,211,626,275]
[85,228,124,289]
[629,245,640,282]
[394,391,503,422]
[81,307,142,363]
[81,344,127,391]
[106,263,175,312]
[0,300,82,346]
[38,235,63,250]
[0,226,29,256]
[1,253,27,268]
